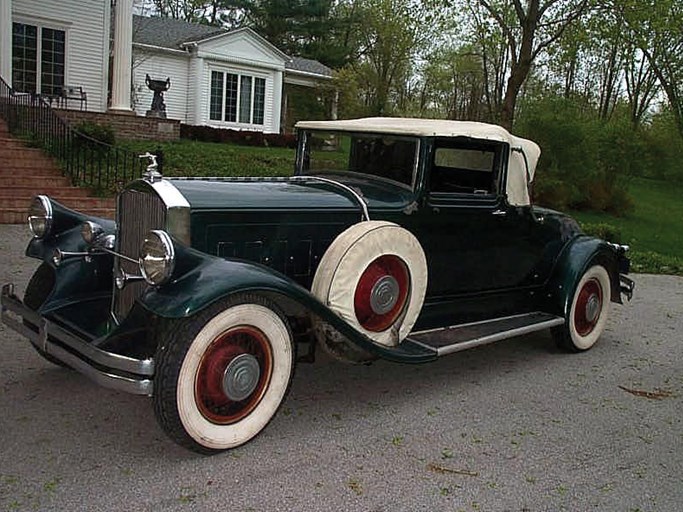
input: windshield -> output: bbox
[298,130,419,188]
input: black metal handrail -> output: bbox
[0,76,145,195]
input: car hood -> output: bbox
[167,175,415,213]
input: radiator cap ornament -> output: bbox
[139,152,162,182]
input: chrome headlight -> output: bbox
[139,230,175,286]
[28,195,53,239]
[81,221,104,244]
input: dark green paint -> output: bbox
[25,204,115,315]
[20,131,629,366]
[139,242,436,363]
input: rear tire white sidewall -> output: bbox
[312,221,428,346]
[177,304,293,450]
[569,265,611,351]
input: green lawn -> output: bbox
[570,177,683,275]
[121,139,682,275]
[120,139,296,177]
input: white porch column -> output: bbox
[110,0,133,111]
[0,0,12,85]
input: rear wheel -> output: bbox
[552,264,611,352]
[23,263,69,368]
[153,294,295,453]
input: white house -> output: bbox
[131,15,333,133]
[0,0,111,112]
[0,0,333,133]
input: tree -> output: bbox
[231,0,357,68]
[621,0,683,137]
[334,0,430,116]
[467,0,590,128]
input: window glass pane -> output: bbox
[431,142,500,194]
[11,23,37,93]
[209,71,223,121]
[253,77,265,125]
[225,73,238,122]
[305,132,417,188]
[40,28,65,96]
[239,75,252,123]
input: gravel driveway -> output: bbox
[1,224,681,512]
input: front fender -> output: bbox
[545,235,622,317]
[25,199,115,313]
[139,250,436,364]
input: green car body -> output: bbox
[1,117,634,453]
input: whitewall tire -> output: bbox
[154,295,294,453]
[552,264,611,352]
[312,221,428,352]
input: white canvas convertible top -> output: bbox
[296,117,541,206]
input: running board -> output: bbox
[405,312,565,357]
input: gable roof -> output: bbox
[286,57,332,77]
[133,15,224,49]
[132,15,332,78]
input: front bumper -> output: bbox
[620,274,635,301]
[1,283,154,396]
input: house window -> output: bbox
[12,22,65,96]
[208,70,266,126]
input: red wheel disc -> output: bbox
[195,326,273,424]
[354,255,409,332]
[574,278,603,336]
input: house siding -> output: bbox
[132,48,190,122]
[12,0,110,112]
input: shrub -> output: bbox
[580,222,622,243]
[180,124,297,148]
[516,96,634,215]
[73,121,116,147]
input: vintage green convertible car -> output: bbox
[1,117,634,453]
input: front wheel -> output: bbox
[153,294,295,454]
[552,264,611,352]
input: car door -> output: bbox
[413,138,552,299]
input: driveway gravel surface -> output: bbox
[1,224,682,512]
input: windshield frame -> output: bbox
[295,129,422,191]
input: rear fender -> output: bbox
[139,248,435,363]
[545,235,622,317]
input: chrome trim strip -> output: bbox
[152,180,191,246]
[2,284,154,396]
[411,312,543,337]
[410,316,565,357]
[435,317,565,356]
[299,176,370,221]
[151,179,191,209]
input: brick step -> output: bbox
[0,196,115,209]
[0,137,27,147]
[0,149,58,161]
[0,186,93,198]
[0,207,115,224]
[0,168,64,178]
[0,145,43,153]
[0,176,71,187]
[0,157,62,168]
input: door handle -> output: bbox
[492,209,507,216]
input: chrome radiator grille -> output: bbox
[113,188,166,321]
